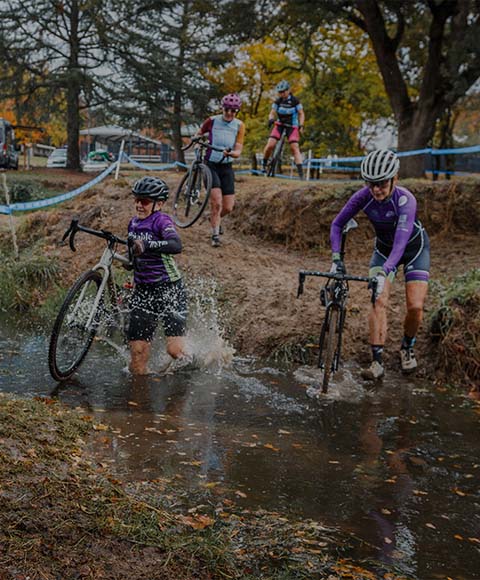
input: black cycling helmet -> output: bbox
[132,176,169,201]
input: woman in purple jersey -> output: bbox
[330,149,430,380]
[127,176,188,375]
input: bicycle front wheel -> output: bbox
[321,307,339,393]
[173,163,212,228]
[48,270,103,381]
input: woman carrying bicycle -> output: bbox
[195,93,245,248]
[262,80,305,179]
[127,176,189,374]
[329,149,430,380]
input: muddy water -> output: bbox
[1,318,479,580]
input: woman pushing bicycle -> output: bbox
[330,149,430,380]
[195,93,245,248]
[127,176,189,375]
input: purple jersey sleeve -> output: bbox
[330,188,371,253]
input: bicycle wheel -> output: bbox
[267,136,285,177]
[321,306,339,393]
[48,270,103,381]
[173,163,212,228]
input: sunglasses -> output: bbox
[366,179,391,188]
[134,197,153,206]
[223,107,239,113]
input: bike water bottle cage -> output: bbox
[132,176,169,201]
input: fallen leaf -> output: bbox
[426,523,437,530]
[127,401,139,406]
[235,490,247,498]
[278,429,292,435]
[264,443,280,452]
[93,423,108,431]
[454,534,464,540]
[384,537,392,544]
[180,514,214,530]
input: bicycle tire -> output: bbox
[48,270,103,381]
[173,164,212,228]
[267,134,285,177]
[321,306,339,393]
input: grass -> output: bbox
[429,268,480,385]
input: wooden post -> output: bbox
[115,139,125,180]
[1,172,19,258]
[306,149,312,181]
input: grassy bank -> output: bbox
[0,394,409,579]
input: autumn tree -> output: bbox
[0,0,115,169]
[281,0,480,176]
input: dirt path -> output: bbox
[3,170,480,375]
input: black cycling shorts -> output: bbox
[207,161,235,195]
[127,279,187,342]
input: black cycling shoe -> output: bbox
[211,235,221,248]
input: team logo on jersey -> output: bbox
[386,211,395,217]
[398,195,408,207]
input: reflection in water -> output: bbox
[1,319,480,580]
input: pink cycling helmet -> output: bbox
[221,93,242,111]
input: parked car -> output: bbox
[82,149,114,173]
[0,118,20,169]
[46,148,68,168]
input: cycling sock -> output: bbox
[371,345,384,364]
[401,335,416,350]
[211,226,220,236]
[296,164,304,179]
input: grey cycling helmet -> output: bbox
[360,149,400,182]
[276,80,290,92]
[132,176,169,201]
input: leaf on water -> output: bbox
[454,534,464,540]
[127,401,139,406]
[425,523,437,530]
[235,490,247,498]
[413,489,428,495]
[264,443,280,452]
[453,489,467,496]
[278,429,292,435]
[468,537,480,544]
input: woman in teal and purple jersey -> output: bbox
[196,93,245,248]
[329,149,430,380]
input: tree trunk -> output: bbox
[66,0,81,171]
[172,89,185,166]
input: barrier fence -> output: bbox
[1,144,479,217]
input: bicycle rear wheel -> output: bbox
[48,270,103,381]
[321,307,339,393]
[173,163,212,228]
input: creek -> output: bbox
[0,316,479,580]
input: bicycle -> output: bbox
[265,122,294,178]
[297,219,377,393]
[48,218,133,382]
[172,136,227,228]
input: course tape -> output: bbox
[0,161,118,215]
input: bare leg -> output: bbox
[166,336,187,359]
[404,281,428,338]
[290,142,302,165]
[263,137,277,162]
[220,194,235,218]
[369,278,392,345]
[210,187,223,232]
[129,340,151,375]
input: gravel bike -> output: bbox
[297,219,377,393]
[172,136,227,228]
[265,122,294,177]
[48,219,133,382]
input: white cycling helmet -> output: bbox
[360,149,400,182]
